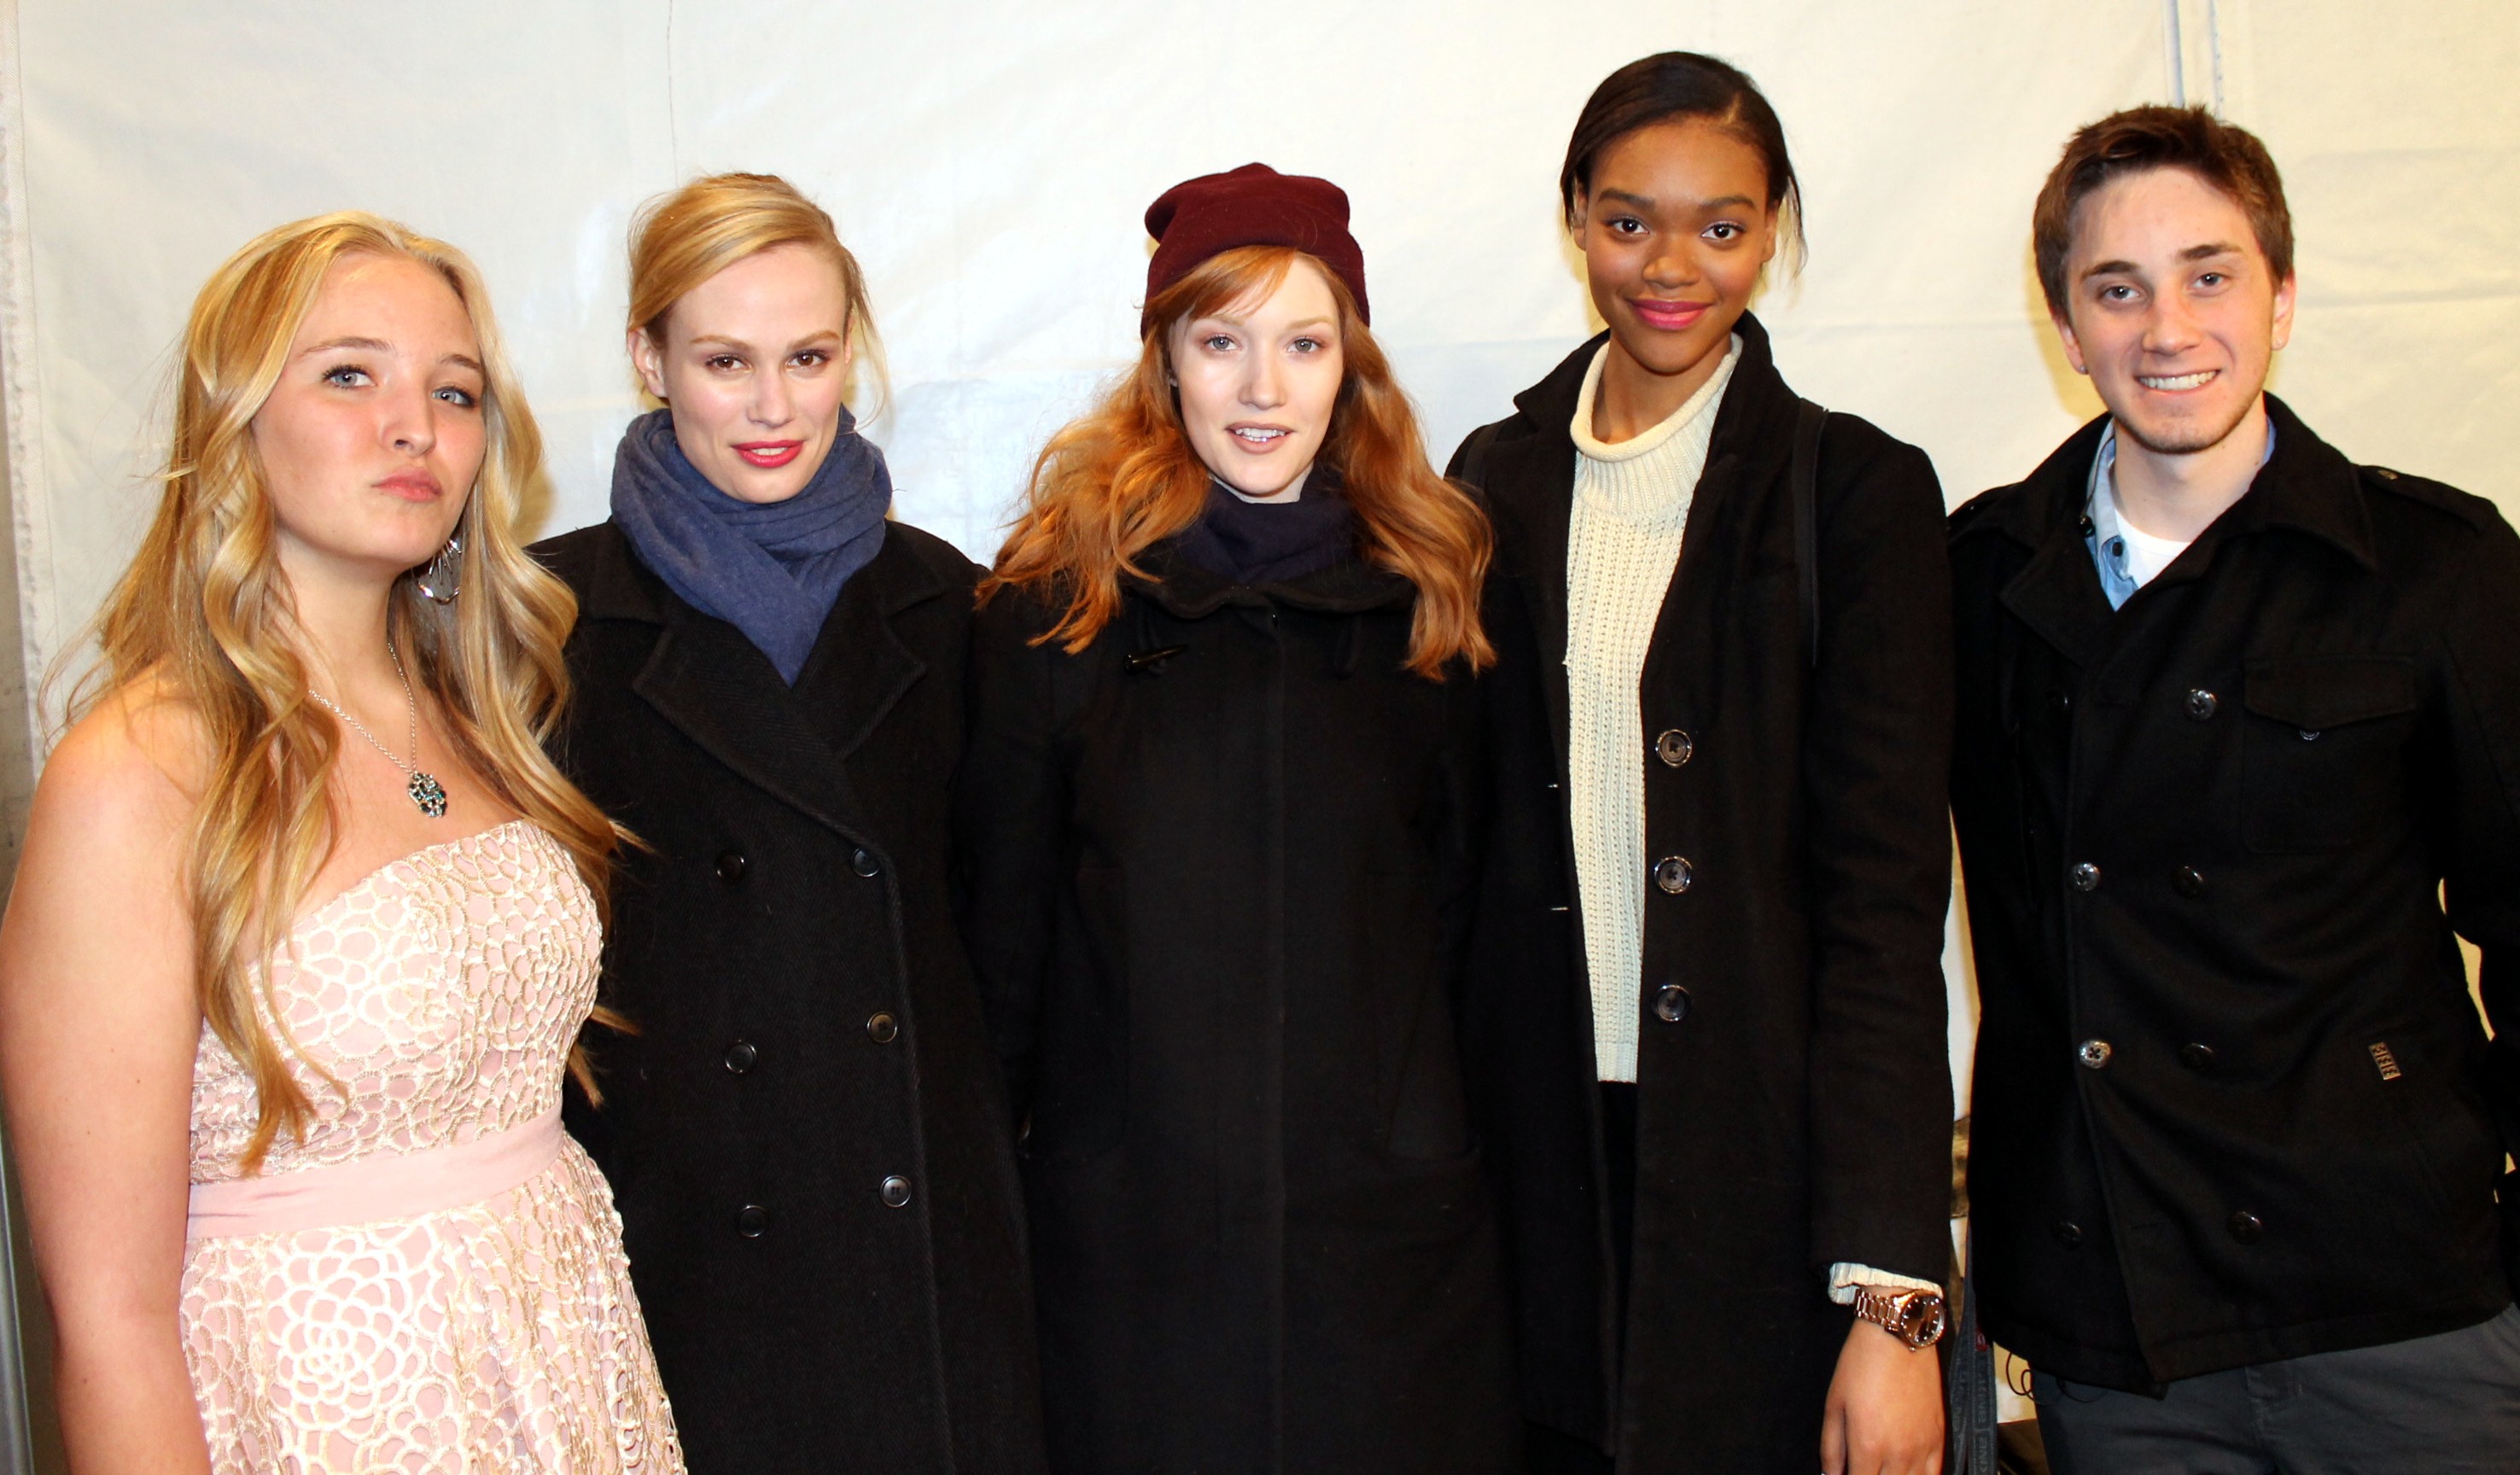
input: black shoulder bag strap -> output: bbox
[1789,397,1828,671]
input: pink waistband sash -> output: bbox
[187,1108,563,1241]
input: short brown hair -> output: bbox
[2033,105,2292,318]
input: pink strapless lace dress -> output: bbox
[179,819,683,1473]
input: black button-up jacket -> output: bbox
[1949,395,2520,1391]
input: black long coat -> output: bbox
[1947,397,2520,1391]
[956,547,1520,1475]
[1450,316,1956,1471]
[536,520,1046,1475]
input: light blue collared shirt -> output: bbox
[2085,418,2278,610]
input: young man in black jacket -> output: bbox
[1948,106,2520,1470]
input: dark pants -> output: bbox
[1523,1084,1639,1474]
[2034,1303,2520,1475]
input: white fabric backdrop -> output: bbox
[0,0,2513,1121]
[0,0,2512,1437]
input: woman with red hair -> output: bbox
[960,164,1518,1475]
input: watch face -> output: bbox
[1896,1294,1949,1348]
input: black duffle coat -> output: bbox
[956,546,1520,1475]
[1947,396,2520,1391]
[1450,315,1957,1471]
[536,520,1046,1475]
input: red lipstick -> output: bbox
[735,440,804,469]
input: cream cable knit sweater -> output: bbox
[1566,338,1739,1085]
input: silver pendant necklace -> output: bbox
[309,641,449,818]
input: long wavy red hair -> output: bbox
[983,247,1491,678]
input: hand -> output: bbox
[1820,1318,1944,1475]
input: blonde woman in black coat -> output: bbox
[535,173,1044,1475]
[1450,55,1956,1475]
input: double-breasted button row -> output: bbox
[1654,729,1695,767]
[1654,856,1694,894]
[722,847,888,881]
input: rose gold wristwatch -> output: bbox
[1852,1286,1948,1350]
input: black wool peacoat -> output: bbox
[956,546,1520,1475]
[536,520,1046,1475]
[1450,314,1957,1472]
[1948,397,2520,1392]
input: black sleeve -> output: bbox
[954,591,1070,1122]
[2435,513,2520,1260]
[1802,426,1958,1286]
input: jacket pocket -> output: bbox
[2241,656,2418,853]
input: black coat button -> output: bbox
[2180,1041,2216,1071]
[1654,856,1694,894]
[2052,1220,2084,1249]
[851,848,881,878]
[867,1012,900,1044]
[2070,861,2102,893]
[2173,866,2208,898]
[723,1040,758,1075]
[2077,1039,2114,1070]
[2227,1210,2264,1244]
[2077,515,2097,537]
[1654,729,1695,767]
[715,850,748,884]
[2184,689,2220,721]
[2047,688,2072,714]
[736,1204,769,1238]
[881,1175,913,1209]
[1654,982,1691,1023]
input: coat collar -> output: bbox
[574,519,950,845]
[1974,395,2377,667]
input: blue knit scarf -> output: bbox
[609,406,892,683]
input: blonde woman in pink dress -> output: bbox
[0,213,683,1472]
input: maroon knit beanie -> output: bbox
[1141,162,1369,335]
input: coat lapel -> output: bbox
[633,611,876,842]
[791,529,949,764]
[1994,417,2117,671]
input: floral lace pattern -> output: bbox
[181,820,682,1472]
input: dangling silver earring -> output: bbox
[414,533,464,603]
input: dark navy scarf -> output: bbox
[610,406,892,683]
[1172,466,1356,585]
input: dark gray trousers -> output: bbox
[2034,1303,2520,1474]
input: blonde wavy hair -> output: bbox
[984,246,1493,679]
[73,211,621,1172]
[627,171,888,416]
